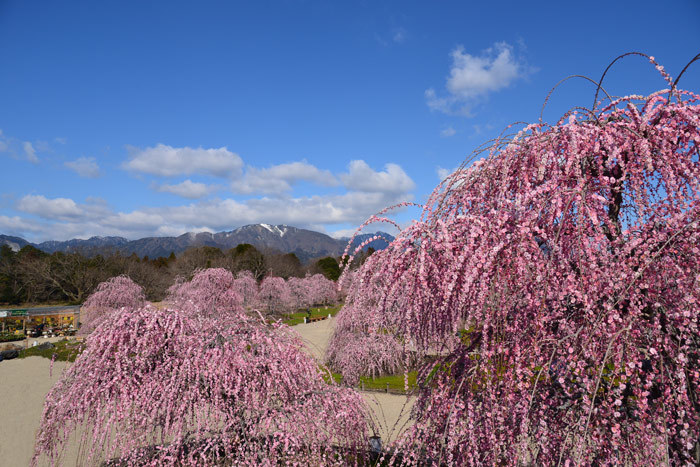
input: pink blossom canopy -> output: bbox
[337,80,700,464]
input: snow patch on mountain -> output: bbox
[2,241,20,252]
[260,224,288,237]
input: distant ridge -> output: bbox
[0,224,395,263]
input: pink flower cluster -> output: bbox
[33,275,371,466]
[165,268,339,317]
[78,275,146,335]
[166,268,244,319]
[257,276,292,314]
[334,85,700,464]
[234,270,258,307]
[257,273,339,314]
[326,274,410,384]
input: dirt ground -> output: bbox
[0,357,76,466]
[292,317,416,442]
[0,317,414,466]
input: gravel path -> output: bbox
[0,357,76,466]
[291,316,416,443]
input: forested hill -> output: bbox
[0,224,394,264]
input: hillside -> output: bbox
[0,225,395,263]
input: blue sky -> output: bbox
[1,0,698,242]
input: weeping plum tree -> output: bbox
[337,268,357,301]
[166,268,243,318]
[333,55,700,465]
[78,275,146,335]
[288,276,312,310]
[307,273,339,306]
[326,307,406,386]
[34,276,372,466]
[257,276,293,314]
[327,272,408,385]
[234,270,258,308]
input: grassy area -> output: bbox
[320,369,344,385]
[18,338,84,362]
[359,371,417,392]
[322,368,418,393]
[283,304,343,326]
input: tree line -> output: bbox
[0,242,373,305]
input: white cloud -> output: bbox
[35,141,51,153]
[376,27,407,47]
[340,160,415,194]
[17,195,84,220]
[122,145,412,201]
[427,42,531,115]
[0,215,45,234]
[447,42,521,98]
[101,210,167,231]
[65,157,101,178]
[154,179,218,199]
[328,228,358,239]
[472,123,495,135]
[23,142,38,163]
[16,195,110,222]
[437,166,455,180]
[167,191,410,231]
[425,88,458,115]
[124,144,244,178]
[7,185,415,242]
[440,126,456,137]
[0,130,45,162]
[231,161,338,195]
[6,151,418,241]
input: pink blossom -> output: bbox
[34,304,371,465]
[79,275,146,335]
[335,78,700,464]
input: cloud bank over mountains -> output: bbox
[2,141,416,242]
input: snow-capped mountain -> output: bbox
[0,225,395,263]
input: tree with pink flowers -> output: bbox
[334,55,700,465]
[337,268,356,301]
[257,276,293,314]
[33,279,372,465]
[306,273,338,306]
[287,276,312,310]
[233,270,259,308]
[327,267,412,385]
[78,275,146,335]
[166,268,243,319]
[326,306,405,385]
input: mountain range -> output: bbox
[0,224,395,263]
